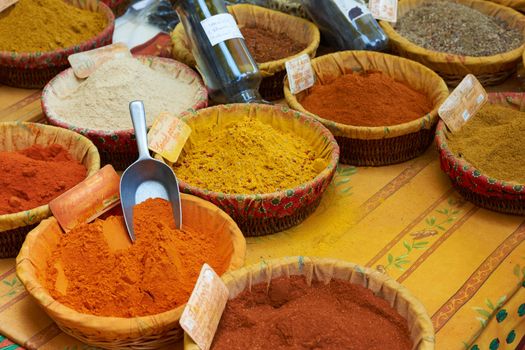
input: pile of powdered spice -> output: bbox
[0,0,107,52]
[0,144,86,215]
[300,71,433,127]
[395,1,523,57]
[45,198,230,317]
[239,26,306,62]
[446,104,525,183]
[47,57,202,131]
[211,276,412,350]
[174,117,327,194]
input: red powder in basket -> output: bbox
[211,275,412,350]
[0,144,86,215]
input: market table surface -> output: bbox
[1,76,525,350]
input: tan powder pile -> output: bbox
[48,57,201,131]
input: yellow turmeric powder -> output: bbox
[44,198,230,317]
[0,0,107,52]
[174,117,326,194]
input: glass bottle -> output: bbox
[173,0,263,103]
[301,0,389,52]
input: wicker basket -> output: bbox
[102,0,131,17]
[154,103,340,237]
[285,50,449,166]
[489,0,525,13]
[0,0,115,89]
[436,92,525,215]
[184,256,435,350]
[171,4,320,101]
[380,0,525,87]
[16,193,246,349]
[42,55,208,170]
[0,122,100,258]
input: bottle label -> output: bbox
[438,74,487,133]
[201,13,244,47]
[332,0,370,22]
[369,0,398,22]
[0,0,18,13]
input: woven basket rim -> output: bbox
[41,55,208,136]
[183,256,435,350]
[380,0,525,65]
[155,103,340,201]
[171,3,321,76]
[436,95,525,193]
[0,0,115,65]
[284,50,449,139]
[15,193,246,337]
[0,122,100,231]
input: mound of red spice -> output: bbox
[240,26,306,63]
[211,275,412,350]
[0,144,86,215]
[301,71,433,127]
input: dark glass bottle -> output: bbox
[174,0,263,103]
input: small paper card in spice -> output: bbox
[148,112,191,163]
[285,53,315,95]
[68,42,131,79]
[180,264,229,350]
[438,74,487,133]
[369,0,398,22]
[49,165,120,232]
[0,0,18,13]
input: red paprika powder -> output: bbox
[211,276,412,350]
[301,71,433,127]
[0,144,86,215]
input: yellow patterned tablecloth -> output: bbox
[0,84,524,350]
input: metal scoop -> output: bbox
[120,100,182,241]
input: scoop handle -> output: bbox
[129,101,151,160]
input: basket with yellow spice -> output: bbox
[171,3,320,100]
[154,103,339,236]
[0,122,100,258]
[16,194,246,349]
[285,50,449,166]
[0,0,115,88]
[380,0,525,86]
[184,257,435,350]
[436,92,525,215]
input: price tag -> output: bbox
[201,13,244,47]
[285,53,315,95]
[49,165,120,232]
[438,74,488,133]
[180,264,229,350]
[0,0,18,13]
[148,112,191,163]
[369,0,398,22]
[68,43,131,79]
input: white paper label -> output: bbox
[180,264,229,350]
[369,0,398,22]
[285,54,315,95]
[0,0,18,13]
[201,13,244,47]
[68,43,131,79]
[333,0,370,22]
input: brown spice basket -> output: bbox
[489,0,525,12]
[285,50,449,166]
[184,256,435,350]
[171,4,320,101]
[0,122,100,258]
[380,0,525,86]
[16,194,246,349]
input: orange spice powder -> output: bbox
[45,198,230,317]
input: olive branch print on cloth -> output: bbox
[0,276,24,300]
[380,197,462,272]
